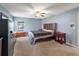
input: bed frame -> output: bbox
[34,23,57,44]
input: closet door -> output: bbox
[0,19,8,56]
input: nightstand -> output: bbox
[55,32,66,44]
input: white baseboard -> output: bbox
[66,42,77,48]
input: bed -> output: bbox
[28,23,57,44]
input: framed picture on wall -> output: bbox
[17,21,24,31]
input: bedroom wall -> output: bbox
[14,17,42,32]
[42,7,79,46]
[0,5,13,20]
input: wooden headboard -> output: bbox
[43,23,57,32]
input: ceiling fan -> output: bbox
[35,11,46,17]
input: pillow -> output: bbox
[43,29,54,33]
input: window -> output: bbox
[17,21,24,31]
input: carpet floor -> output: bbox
[13,37,79,56]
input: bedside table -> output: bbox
[55,32,66,44]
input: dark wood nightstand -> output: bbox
[55,32,66,44]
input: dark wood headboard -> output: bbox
[43,23,57,32]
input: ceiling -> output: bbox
[0,3,79,19]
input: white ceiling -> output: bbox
[0,3,79,18]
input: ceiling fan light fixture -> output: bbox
[35,10,46,17]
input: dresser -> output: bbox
[55,32,66,44]
[0,12,13,56]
